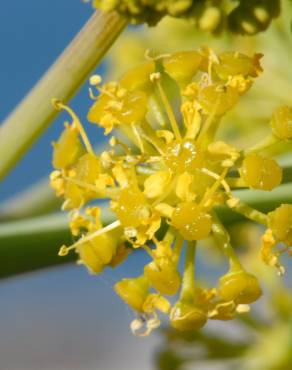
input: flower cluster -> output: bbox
[91,0,280,34]
[51,48,292,335]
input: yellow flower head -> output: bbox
[50,47,291,335]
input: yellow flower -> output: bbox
[52,123,84,169]
[115,275,150,312]
[87,82,148,135]
[51,47,291,335]
[143,170,172,199]
[218,270,262,304]
[170,300,207,331]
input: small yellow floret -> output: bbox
[114,276,149,312]
[218,270,262,304]
[170,300,207,331]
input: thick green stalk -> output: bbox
[0,178,60,221]
[0,205,115,279]
[0,10,127,180]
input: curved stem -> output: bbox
[0,10,127,180]
[244,134,279,155]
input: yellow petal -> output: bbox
[143,293,171,314]
[207,141,239,166]
[176,172,196,201]
[112,164,129,188]
[154,203,174,219]
[144,170,172,199]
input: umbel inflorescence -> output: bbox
[91,0,280,35]
[50,48,292,335]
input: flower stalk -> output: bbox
[0,10,127,180]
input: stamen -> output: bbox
[89,87,98,100]
[152,175,177,206]
[130,315,160,337]
[63,176,118,199]
[236,304,250,314]
[119,125,154,154]
[198,97,220,141]
[109,136,131,155]
[199,168,229,208]
[52,99,95,156]
[200,167,231,195]
[143,244,155,259]
[144,49,171,61]
[131,124,145,154]
[150,73,182,140]
[141,121,165,155]
[89,74,102,86]
[61,219,121,254]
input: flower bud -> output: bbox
[219,270,262,304]
[172,202,212,241]
[120,61,155,93]
[77,241,103,274]
[228,0,280,35]
[65,153,101,208]
[241,154,282,191]
[114,187,150,228]
[199,84,239,116]
[52,125,84,169]
[163,51,202,84]
[215,52,262,80]
[115,276,149,312]
[77,233,116,274]
[144,261,181,295]
[268,204,292,245]
[170,300,207,331]
[88,85,148,134]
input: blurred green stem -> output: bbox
[0,10,127,180]
[0,206,115,278]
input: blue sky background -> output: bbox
[0,0,105,201]
[0,3,161,370]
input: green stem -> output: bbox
[180,241,196,302]
[228,199,268,226]
[244,134,279,155]
[0,178,60,221]
[211,212,243,271]
[0,10,127,180]
[173,233,184,266]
